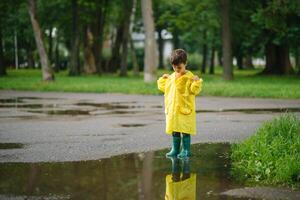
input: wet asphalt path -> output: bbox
[0,90,299,163]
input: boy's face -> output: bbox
[172,63,186,74]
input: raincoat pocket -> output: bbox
[179,94,192,115]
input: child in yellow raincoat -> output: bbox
[157,49,203,159]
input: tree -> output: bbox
[69,0,80,76]
[120,0,134,76]
[27,0,54,81]
[141,0,158,82]
[90,0,108,74]
[0,26,5,76]
[0,2,6,76]
[250,0,300,75]
[220,0,233,80]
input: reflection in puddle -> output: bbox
[165,158,196,199]
[119,123,146,127]
[0,143,258,199]
[0,143,24,149]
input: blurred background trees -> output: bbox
[0,0,299,81]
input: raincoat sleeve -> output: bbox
[157,76,167,93]
[190,78,203,95]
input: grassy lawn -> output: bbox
[0,67,299,98]
[231,113,300,189]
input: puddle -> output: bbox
[0,143,24,149]
[99,110,140,115]
[75,102,144,109]
[0,98,23,103]
[0,98,147,117]
[0,97,61,103]
[151,105,163,108]
[196,107,300,114]
[119,123,146,127]
[0,104,52,108]
[28,109,91,116]
[0,143,265,199]
[2,96,299,119]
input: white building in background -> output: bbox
[131,29,173,67]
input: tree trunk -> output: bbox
[130,0,139,76]
[236,55,243,70]
[157,27,164,69]
[243,55,254,69]
[172,29,180,49]
[108,22,123,73]
[27,0,54,81]
[141,0,158,82]
[54,33,60,72]
[48,27,53,66]
[131,38,139,76]
[201,31,207,74]
[0,26,6,76]
[221,0,233,80]
[14,30,19,70]
[262,42,294,75]
[69,0,80,76]
[217,49,223,66]
[93,0,108,75]
[83,26,97,74]
[295,48,300,74]
[26,48,35,69]
[120,0,134,77]
[209,46,215,74]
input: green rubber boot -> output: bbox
[181,157,191,180]
[166,135,181,157]
[168,157,181,182]
[177,134,191,159]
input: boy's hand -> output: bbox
[192,75,200,81]
[162,74,170,79]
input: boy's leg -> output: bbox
[177,133,191,159]
[166,131,181,157]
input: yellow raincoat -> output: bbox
[157,70,203,135]
[165,173,197,200]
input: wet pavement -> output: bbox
[0,90,300,163]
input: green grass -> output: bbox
[0,67,300,98]
[231,113,300,189]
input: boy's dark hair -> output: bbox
[170,49,187,66]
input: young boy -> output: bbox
[157,49,203,159]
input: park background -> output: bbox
[0,0,299,99]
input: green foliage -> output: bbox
[154,0,220,53]
[231,113,300,189]
[186,53,202,70]
[250,0,300,45]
